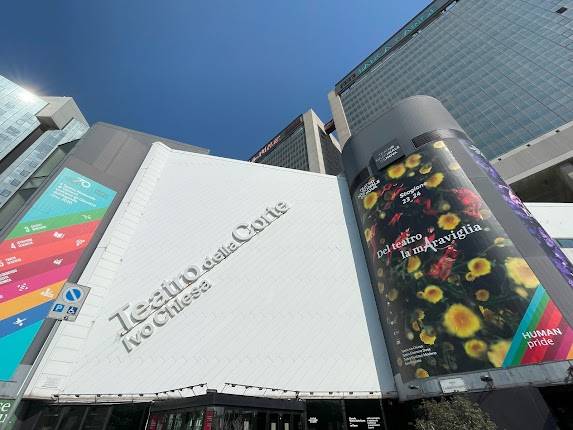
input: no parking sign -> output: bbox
[48,282,91,321]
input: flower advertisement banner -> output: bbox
[354,140,573,383]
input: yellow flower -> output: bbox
[377,268,384,277]
[420,329,436,345]
[465,272,475,282]
[487,340,511,368]
[379,211,386,219]
[386,288,399,301]
[412,321,420,332]
[407,256,422,273]
[494,237,506,247]
[437,212,461,230]
[439,201,451,212]
[448,162,461,171]
[414,271,424,280]
[464,339,487,359]
[405,153,422,169]
[377,282,385,295]
[443,304,482,338]
[424,172,445,188]
[363,192,378,210]
[415,309,425,320]
[419,163,432,175]
[364,227,374,243]
[415,368,429,379]
[467,257,492,278]
[505,257,539,288]
[387,163,406,179]
[475,289,490,302]
[515,287,528,299]
[418,285,443,304]
[433,141,446,149]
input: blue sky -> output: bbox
[0,0,429,159]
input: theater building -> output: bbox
[0,100,572,430]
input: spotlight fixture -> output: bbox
[408,385,420,390]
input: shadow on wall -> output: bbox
[336,177,397,396]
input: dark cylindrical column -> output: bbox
[343,96,573,400]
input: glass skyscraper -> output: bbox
[0,76,88,226]
[331,0,573,161]
[249,110,342,175]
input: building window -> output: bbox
[556,239,573,248]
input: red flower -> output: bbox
[390,186,405,201]
[452,188,482,219]
[422,199,438,216]
[389,229,410,263]
[389,212,403,226]
[428,245,458,280]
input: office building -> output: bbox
[328,0,573,201]
[0,76,89,227]
[249,110,343,175]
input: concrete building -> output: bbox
[328,0,573,202]
[0,115,571,429]
[0,76,89,227]
[249,110,343,175]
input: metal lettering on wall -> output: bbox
[335,0,454,94]
[109,202,290,352]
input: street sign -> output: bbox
[47,283,90,322]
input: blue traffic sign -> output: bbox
[64,287,83,303]
[67,306,78,315]
[52,303,65,312]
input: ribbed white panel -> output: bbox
[27,143,396,398]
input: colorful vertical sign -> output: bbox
[0,168,116,380]
[352,140,573,383]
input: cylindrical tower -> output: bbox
[343,96,573,400]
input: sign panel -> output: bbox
[439,377,467,394]
[372,141,404,170]
[353,139,573,383]
[345,400,383,430]
[48,282,91,321]
[0,168,116,380]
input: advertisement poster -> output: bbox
[354,140,573,382]
[0,168,116,380]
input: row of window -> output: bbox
[340,0,573,160]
